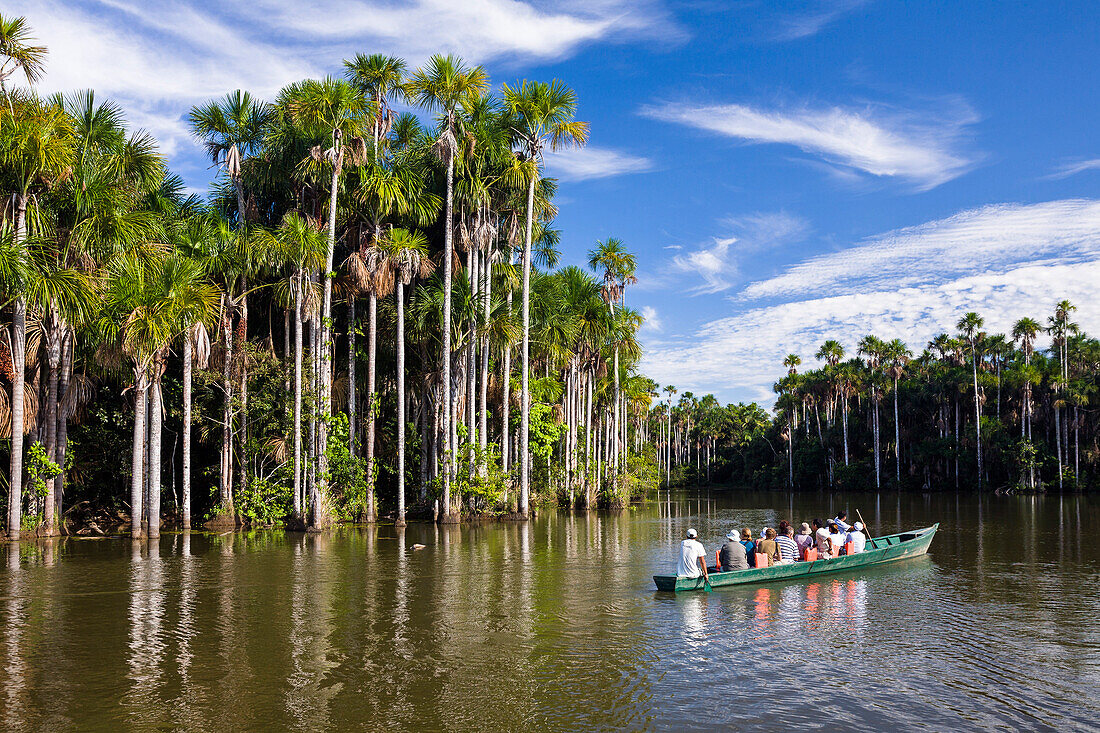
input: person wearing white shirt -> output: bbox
[676,528,709,579]
[828,522,848,555]
[847,522,867,553]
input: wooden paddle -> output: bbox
[856,509,872,544]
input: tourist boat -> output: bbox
[653,524,938,592]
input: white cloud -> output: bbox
[1044,158,1100,180]
[544,146,654,182]
[742,199,1100,301]
[640,305,663,332]
[669,211,810,295]
[642,260,1100,407]
[673,237,737,294]
[643,198,1100,405]
[775,0,870,41]
[12,0,676,172]
[641,100,977,190]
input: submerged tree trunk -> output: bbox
[7,199,28,538]
[148,353,164,538]
[293,274,304,518]
[440,149,455,521]
[348,297,356,459]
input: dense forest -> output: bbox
[0,13,660,539]
[655,304,1097,493]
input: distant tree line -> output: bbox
[653,302,1095,492]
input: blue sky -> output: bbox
[19,0,1100,405]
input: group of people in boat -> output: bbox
[676,511,868,580]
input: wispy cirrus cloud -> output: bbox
[641,99,978,190]
[742,199,1100,300]
[775,0,871,41]
[642,199,1100,405]
[670,211,810,294]
[1043,158,1100,180]
[544,146,654,182]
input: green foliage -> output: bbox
[324,412,368,521]
[454,442,508,512]
[26,441,60,499]
[237,474,293,526]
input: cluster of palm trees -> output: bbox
[703,301,1096,492]
[0,13,657,539]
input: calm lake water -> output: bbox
[2,489,1098,731]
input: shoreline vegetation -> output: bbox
[0,13,663,541]
[658,305,1098,497]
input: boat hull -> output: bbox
[654,524,938,592]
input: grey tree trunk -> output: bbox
[365,292,377,522]
[894,381,901,484]
[348,297,356,459]
[293,273,303,517]
[440,150,455,520]
[519,173,536,518]
[972,351,982,489]
[479,246,491,465]
[43,316,61,535]
[130,367,148,538]
[312,148,343,529]
[182,332,193,529]
[396,281,407,527]
[148,356,163,538]
[6,200,27,538]
[55,329,73,522]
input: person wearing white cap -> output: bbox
[718,530,748,571]
[676,528,709,579]
[846,522,867,554]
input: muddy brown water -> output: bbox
[1,489,1098,731]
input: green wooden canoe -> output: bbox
[653,523,938,592]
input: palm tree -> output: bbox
[858,335,885,488]
[663,385,677,486]
[0,93,74,537]
[269,213,327,519]
[406,54,488,521]
[188,91,270,224]
[502,79,588,517]
[289,77,368,527]
[0,13,47,107]
[587,238,636,504]
[1012,317,1040,451]
[344,53,408,464]
[381,227,434,526]
[957,312,984,487]
[883,338,911,484]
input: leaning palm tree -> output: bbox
[0,13,47,106]
[957,312,984,488]
[406,54,488,521]
[288,77,368,528]
[0,93,74,538]
[502,79,588,518]
[381,227,434,526]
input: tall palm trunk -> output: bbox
[148,353,164,538]
[972,349,982,488]
[130,366,148,538]
[182,330,193,529]
[313,143,343,528]
[42,315,61,535]
[479,245,491,468]
[236,284,248,509]
[893,379,901,484]
[55,329,73,522]
[396,281,407,527]
[440,147,455,520]
[519,173,536,518]
[6,199,28,538]
[348,297,356,459]
[293,273,304,517]
[365,292,377,521]
[219,300,234,520]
